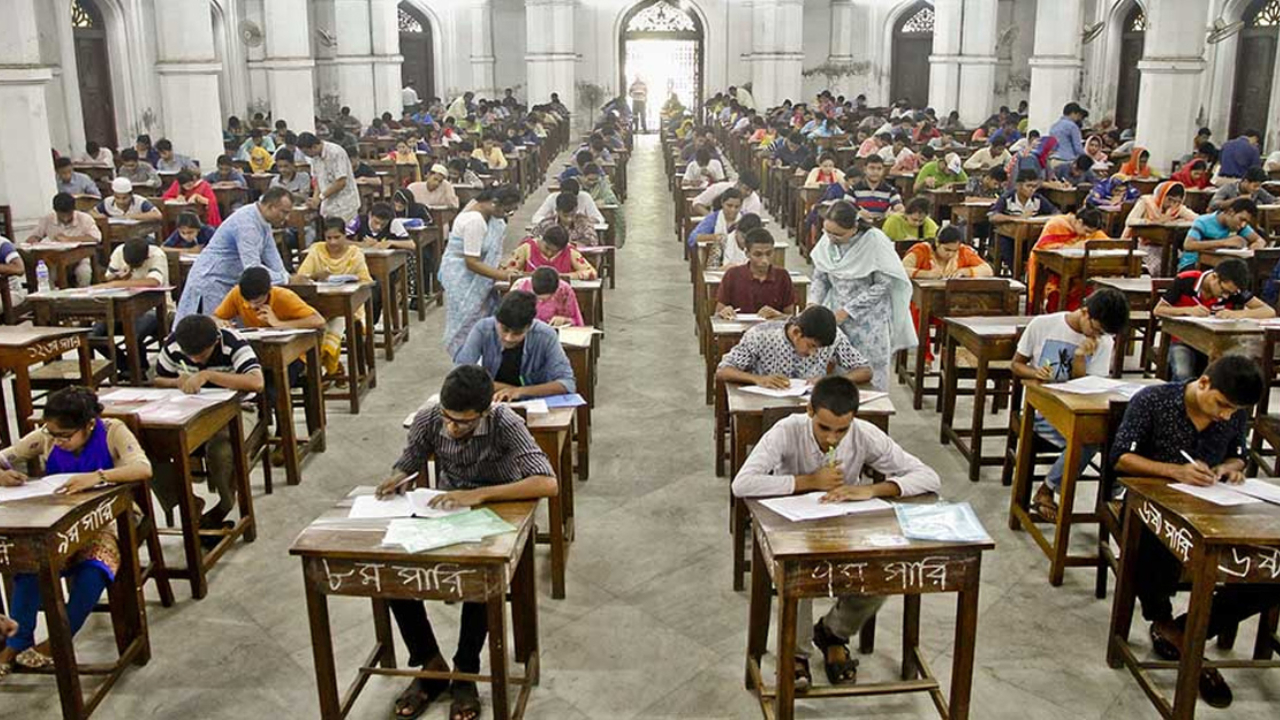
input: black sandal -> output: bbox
[1149,621,1182,662]
[393,656,449,719]
[449,681,482,720]
[793,655,812,693]
[812,619,859,686]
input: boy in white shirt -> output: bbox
[1011,288,1130,518]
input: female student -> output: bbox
[294,218,374,376]
[1118,147,1160,179]
[386,139,422,186]
[882,196,939,244]
[1171,158,1211,190]
[163,212,214,251]
[803,154,843,189]
[439,185,521,356]
[513,266,585,327]
[580,163,625,248]
[0,386,152,676]
[1026,207,1110,313]
[688,187,745,257]
[901,225,992,280]
[1123,181,1199,275]
[161,170,222,227]
[809,201,916,390]
[502,225,597,280]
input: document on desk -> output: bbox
[237,328,310,338]
[740,379,811,398]
[760,492,892,523]
[1170,483,1262,506]
[380,508,516,552]
[0,475,75,504]
[1232,478,1280,505]
[1049,376,1145,397]
[349,489,468,520]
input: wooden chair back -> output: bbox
[1083,239,1139,280]
[1248,247,1280,301]
[761,405,807,436]
[0,204,11,239]
[942,278,1018,317]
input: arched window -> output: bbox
[72,0,117,146]
[1115,4,1145,130]
[891,3,934,109]
[398,3,435,103]
[619,1,704,132]
[1231,0,1280,136]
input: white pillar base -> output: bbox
[0,66,58,233]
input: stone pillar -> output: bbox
[1027,0,1084,135]
[1134,0,1207,172]
[369,0,403,116]
[929,0,963,114]
[154,0,225,169]
[827,0,857,98]
[262,0,316,133]
[748,0,805,109]
[469,0,498,100]
[957,0,998,127]
[525,0,576,114]
[0,0,58,233]
[334,0,376,123]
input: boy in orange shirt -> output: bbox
[213,266,326,389]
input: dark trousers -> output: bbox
[91,308,160,376]
[263,359,306,408]
[1135,528,1280,640]
[389,599,488,673]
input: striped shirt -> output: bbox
[156,327,261,377]
[394,405,555,490]
[850,180,902,219]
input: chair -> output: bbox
[1249,327,1280,476]
[1247,247,1280,301]
[1141,278,1174,378]
[903,278,1018,409]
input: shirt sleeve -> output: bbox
[107,246,127,276]
[732,422,797,497]
[460,215,487,257]
[859,422,940,497]
[1162,276,1195,305]
[393,410,439,476]
[453,321,485,364]
[156,341,182,378]
[212,288,240,320]
[274,289,319,320]
[1109,390,1155,466]
[497,415,557,479]
[832,335,870,373]
[537,333,577,393]
[106,420,151,473]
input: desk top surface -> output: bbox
[1123,477,1280,545]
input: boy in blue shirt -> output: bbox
[1179,197,1264,270]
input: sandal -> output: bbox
[14,648,54,670]
[1031,484,1059,523]
[0,662,11,681]
[812,619,859,686]
[449,681,482,720]
[1149,621,1182,662]
[1199,667,1233,708]
[793,655,812,693]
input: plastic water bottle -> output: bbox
[36,260,50,292]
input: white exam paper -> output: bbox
[740,379,811,398]
[1170,483,1262,506]
[0,475,76,503]
[760,492,892,522]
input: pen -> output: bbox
[382,472,419,496]
[1179,450,1221,482]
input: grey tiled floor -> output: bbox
[6,136,1279,719]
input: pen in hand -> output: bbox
[1179,450,1223,484]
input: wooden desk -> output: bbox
[707,316,767,412]
[210,183,247,216]
[0,325,93,442]
[557,326,599,481]
[290,493,540,720]
[991,217,1050,280]
[1198,247,1253,269]
[28,287,169,385]
[405,224,444,318]
[745,499,992,720]
[1127,220,1194,277]
[241,328,326,491]
[1029,247,1137,314]
[18,242,101,288]
[1107,478,1280,719]
[287,283,377,414]
[923,187,965,225]
[1184,186,1215,214]
[0,485,149,719]
[527,407,576,600]
[1041,185,1088,213]
[497,279,603,330]
[950,200,995,244]
[940,316,1029,482]
[101,217,163,254]
[1157,317,1265,368]
[362,248,410,361]
[99,388,255,599]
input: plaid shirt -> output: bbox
[395,405,555,490]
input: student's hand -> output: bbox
[924,176,937,189]
[0,469,27,487]
[801,465,844,492]
[834,309,851,325]
[758,306,784,320]
[1213,465,1246,485]
[717,305,737,320]
[54,473,102,495]
[493,386,525,403]
[754,374,790,390]
[1034,364,1054,382]
[1184,304,1212,317]
[262,305,284,327]
[192,195,209,206]
[375,475,410,498]
[1172,460,1218,487]
[820,484,877,503]
[306,196,321,209]
[0,615,16,638]
[1215,309,1245,319]
[427,488,486,511]
[1079,336,1099,358]
[179,371,208,395]
[549,316,573,327]
[913,269,942,279]
[1226,235,1248,249]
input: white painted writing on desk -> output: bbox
[1218,547,1280,580]
[812,560,868,598]
[0,536,12,565]
[884,556,950,591]
[26,336,81,359]
[57,498,116,555]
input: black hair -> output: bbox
[576,150,594,165]
[260,186,293,206]
[177,212,202,230]
[793,305,838,346]
[55,157,72,170]
[174,315,220,356]
[274,149,295,164]
[1242,129,1262,141]
[440,365,494,415]
[738,170,760,191]
[744,227,774,249]
[714,187,743,211]
[53,192,76,213]
[542,225,570,250]
[1226,197,1259,217]
[122,238,150,268]
[560,178,581,196]
[480,185,521,208]
[1244,166,1269,183]
[216,154,234,167]
[1213,258,1250,290]
[826,200,860,230]
[495,290,538,331]
[120,148,139,162]
[370,202,395,222]
[695,147,712,166]
[988,167,1009,183]
[43,386,103,429]
[530,266,559,295]
[238,266,273,301]
[1083,287,1129,335]
[736,213,763,235]
[936,225,963,246]
[296,132,321,149]
[1205,354,1265,407]
[919,145,936,160]
[176,170,195,186]
[155,138,173,152]
[1016,168,1040,183]
[1074,155,1094,171]
[322,216,347,235]
[85,140,100,155]
[1075,206,1104,231]
[136,134,152,147]
[555,192,578,214]
[810,375,860,417]
[905,196,932,215]
[583,163,602,177]
[863,153,885,166]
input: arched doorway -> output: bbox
[1115,4,1145,130]
[72,0,118,148]
[619,1,704,132]
[891,2,934,108]
[1230,0,1280,137]
[398,2,435,104]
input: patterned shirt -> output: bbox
[308,141,361,221]
[1109,381,1249,468]
[156,327,261,377]
[718,319,870,377]
[394,405,555,490]
[850,180,902,219]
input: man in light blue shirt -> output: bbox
[176,187,292,318]
[54,157,101,197]
[454,291,576,402]
[1049,102,1088,165]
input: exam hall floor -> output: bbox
[6,135,1279,720]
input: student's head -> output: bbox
[120,148,139,168]
[817,153,836,170]
[176,212,203,243]
[1220,197,1257,232]
[1241,129,1262,146]
[1192,355,1265,422]
[932,225,963,263]
[1210,258,1250,297]
[530,266,560,298]
[695,147,712,167]
[786,306,838,357]
[52,192,76,222]
[715,187,743,218]
[494,291,538,347]
[538,225,571,259]
[579,164,603,188]
[173,315,221,363]
[985,167,1008,188]
[54,156,75,181]
[275,152,296,177]
[904,196,931,226]
[733,212,763,246]
[121,238,151,270]
[392,189,415,216]
[368,202,394,233]
[135,134,152,152]
[439,365,494,437]
[395,138,411,155]
[807,375,861,451]
[743,227,776,274]
[1015,168,1041,197]
[41,386,103,452]
[1073,206,1105,235]
[216,154,235,173]
[1135,149,1150,168]
[1072,154,1094,175]
[156,138,174,159]
[322,216,349,252]
[85,140,101,157]
[476,185,521,218]
[822,201,861,242]
[297,132,323,158]
[238,266,274,307]
[575,149,594,167]
[863,154,885,182]
[257,187,295,225]
[1160,182,1186,211]
[736,171,760,195]
[1242,166,1268,195]
[1078,287,1130,338]
[109,177,134,206]
[554,191,579,224]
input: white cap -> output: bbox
[111,177,133,194]
[429,164,448,177]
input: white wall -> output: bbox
[800,1,834,101]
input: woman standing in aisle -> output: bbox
[438,185,522,356]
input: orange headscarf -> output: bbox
[1027,214,1111,312]
[1119,146,1155,178]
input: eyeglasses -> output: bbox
[42,425,83,441]
[441,410,486,431]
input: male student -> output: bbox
[1152,258,1275,381]
[213,266,325,392]
[163,212,214,251]
[1179,197,1266,271]
[1209,166,1277,210]
[92,178,163,223]
[1010,288,1130,519]
[89,237,170,379]
[692,171,764,217]
[989,169,1060,273]
[453,291,577,402]
[154,139,198,173]
[717,305,872,388]
[529,178,604,225]
[0,234,26,307]
[25,192,101,287]
[375,364,557,720]
[152,315,265,533]
[269,153,312,198]
[850,155,904,222]
[204,155,248,189]
[54,157,101,198]
[1111,355,1277,709]
[115,148,161,189]
[732,375,940,690]
[715,228,795,320]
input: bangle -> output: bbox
[96,469,109,484]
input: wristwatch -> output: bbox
[96,469,109,484]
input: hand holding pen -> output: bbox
[1177,450,1224,487]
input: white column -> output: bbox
[154,0,225,169]
[827,0,856,98]
[262,0,316,133]
[929,0,963,113]
[469,0,497,100]
[334,0,376,123]
[748,0,805,109]
[0,0,58,233]
[1134,0,1206,172]
[369,0,402,117]
[525,0,576,114]
[1027,0,1084,134]
[50,0,81,153]
[957,0,998,127]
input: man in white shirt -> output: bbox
[691,171,763,217]
[963,139,1011,172]
[298,132,360,222]
[530,178,604,225]
[401,81,421,113]
[732,375,940,690]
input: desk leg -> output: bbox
[1049,426,1086,586]
[745,536,772,689]
[303,581,342,720]
[77,343,94,390]
[104,302,120,384]
[1107,510,1143,668]
[345,305,361,414]
[275,353,301,486]
[13,368,36,437]
[398,266,410,340]
[912,303,931,410]
[111,505,150,663]
[381,271,396,362]
[939,335,958,445]
[120,302,142,385]
[950,566,983,720]
[773,585,797,720]
[305,342,327,452]
[548,464,567,600]
[371,598,396,668]
[415,245,428,321]
[364,297,378,388]
[175,450,208,599]
[38,561,84,720]
[1172,548,1219,720]
[433,242,444,307]
[967,360,990,483]
[487,582,511,720]
[1008,397,1036,531]
[575,404,590,481]
[230,411,256,543]
[901,594,921,680]
[511,534,539,674]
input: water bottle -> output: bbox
[36,260,50,292]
